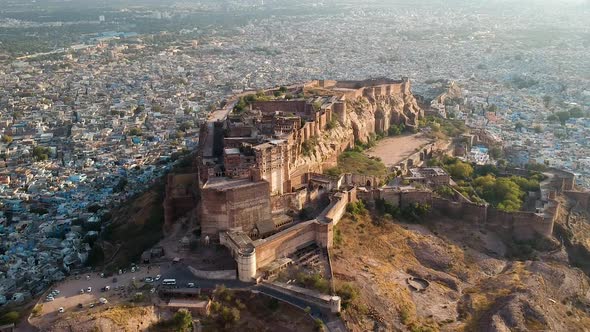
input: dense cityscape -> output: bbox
[0,0,589,331]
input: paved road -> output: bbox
[25,262,348,332]
[159,264,248,290]
[254,284,347,332]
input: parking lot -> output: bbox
[35,264,164,316]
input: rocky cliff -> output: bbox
[348,88,423,144]
[295,86,423,172]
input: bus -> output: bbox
[162,279,176,286]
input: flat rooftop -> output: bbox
[226,231,253,249]
[202,177,260,191]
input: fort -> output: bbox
[163,78,581,283]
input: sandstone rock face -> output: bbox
[347,88,423,144]
[294,84,423,172]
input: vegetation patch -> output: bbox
[326,151,388,178]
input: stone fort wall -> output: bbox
[200,181,271,237]
[366,190,558,241]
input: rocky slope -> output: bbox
[295,88,423,171]
[331,208,590,332]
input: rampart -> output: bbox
[200,179,271,238]
[565,191,590,210]
[365,188,558,241]
[163,173,199,227]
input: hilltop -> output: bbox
[331,197,590,332]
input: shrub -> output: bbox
[346,201,367,216]
[0,311,20,325]
[336,283,360,309]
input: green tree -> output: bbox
[1,135,13,143]
[489,146,503,160]
[179,122,193,132]
[569,107,585,118]
[336,283,360,309]
[128,127,142,136]
[32,146,50,161]
[172,309,193,332]
[542,95,552,108]
[473,175,525,212]
[0,311,20,325]
[447,161,474,180]
[556,111,571,125]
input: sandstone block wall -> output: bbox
[164,173,199,227]
[254,220,318,269]
[487,209,553,241]
[565,191,590,210]
[200,181,271,238]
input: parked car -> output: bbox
[155,275,161,281]
[99,298,108,304]
[77,303,83,309]
[89,303,95,308]
[187,282,196,288]
[144,277,154,283]
[80,289,85,294]
[87,287,92,293]
[58,307,64,313]
[45,296,54,302]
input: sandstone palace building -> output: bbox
[174,78,422,281]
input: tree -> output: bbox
[447,161,474,180]
[218,306,240,327]
[542,95,552,108]
[473,175,525,212]
[178,122,193,132]
[0,311,20,325]
[128,127,142,136]
[336,283,360,309]
[569,107,585,118]
[172,309,193,332]
[32,146,50,161]
[1,135,13,143]
[489,146,503,160]
[533,125,543,133]
[313,101,323,112]
[556,111,571,125]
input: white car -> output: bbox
[99,297,108,304]
[87,287,92,293]
[52,290,60,295]
[155,275,161,281]
[80,289,85,294]
[58,307,64,313]
[45,296,54,302]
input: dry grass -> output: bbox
[96,305,152,331]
